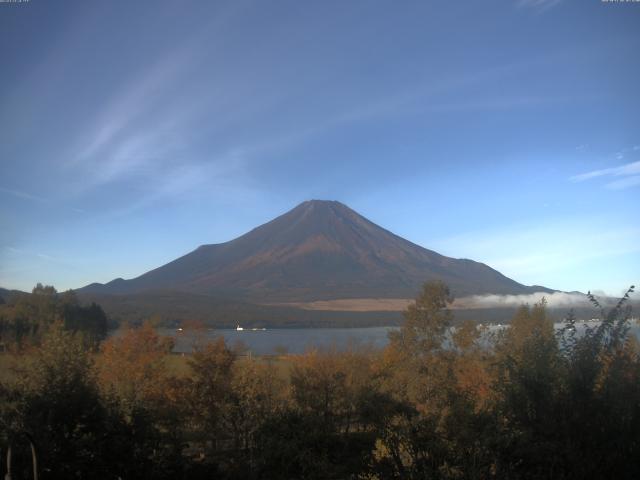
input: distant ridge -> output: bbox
[0,287,25,303]
[79,200,554,301]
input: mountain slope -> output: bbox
[80,200,553,301]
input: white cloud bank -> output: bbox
[457,291,588,309]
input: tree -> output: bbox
[552,286,640,480]
[97,322,174,411]
[0,285,109,350]
[59,291,108,348]
[0,322,117,479]
[184,337,236,464]
[389,280,453,356]
[255,348,391,480]
[96,322,182,479]
[378,282,497,479]
[491,300,565,478]
[225,359,287,477]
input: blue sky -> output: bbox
[0,0,638,296]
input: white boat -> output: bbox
[236,324,244,331]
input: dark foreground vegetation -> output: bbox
[0,282,638,479]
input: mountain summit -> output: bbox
[81,200,551,301]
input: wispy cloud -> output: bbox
[3,246,76,266]
[64,10,252,196]
[65,51,556,208]
[570,160,640,190]
[571,161,640,181]
[516,0,562,11]
[68,47,200,187]
[36,253,62,262]
[230,55,572,167]
[103,152,253,218]
[426,95,575,113]
[0,187,47,202]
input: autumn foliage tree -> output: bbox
[96,322,182,478]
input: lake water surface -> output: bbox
[154,320,640,355]
[159,327,397,355]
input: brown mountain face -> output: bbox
[79,200,553,301]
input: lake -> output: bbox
[155,319,640,355]
[159,326,397,355]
